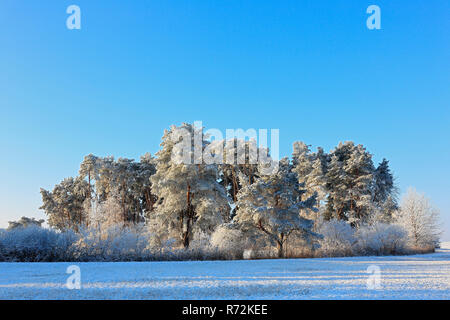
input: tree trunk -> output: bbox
[182,185,192,249]
[277,241,283,258]
[182,219,191,249]
[232,174,238,202]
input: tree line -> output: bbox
[39,123,403,258]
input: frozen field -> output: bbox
[1,243,449,300]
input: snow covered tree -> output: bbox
[324,153,346,220]
[317,219,355,256]
[342,143,375,223]
[292,141,313,187]
[210,138,276,219]
[150,123,230,248]
[79,154,98,203]
[112,157,141,223]
[396,188,441,249]
[79,153,157,225]
[372,159,398,221]
[324,142,376,225]
[138,153,157,216]
[219,138,260,204]
[7,217,45,230]
[234,158,317,258]
[40,177,90,231]
[373,159,395,204]
[88,189,124,231]
[292,142,328,221]
[305,147,328,204]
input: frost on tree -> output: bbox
[220,139,260,202]
[324,142,378,225]
[234,158,318,258]
[292,142,328,219]
[42,153,157,231]
[150,123,230,248]
[210,138,272,219]
[7,217,45,230]
[372,158,398,221]
[40,177,90,232]
[396,188,441,249]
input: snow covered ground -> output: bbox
[1,243,449,300]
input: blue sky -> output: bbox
[0,1,449,239]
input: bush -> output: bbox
[0,220,424,262]
[73,224,152,261]
[210,224,247,259]
[0,226,78,262]
[317,219,355,257]
[355,222,409,255]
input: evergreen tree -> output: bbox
[292,141,313,188]
[150,123,230,248]
[324,142,376,224]
[40,177,90,231]
[235,158,317,258]
[7,217,45,230]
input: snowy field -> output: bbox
[1,243,449,300]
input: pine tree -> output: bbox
[137,153,157,218]
[342,143,375,224]
[40,177,90,231]
[235,158,317,258]
[324,153,347,220]
[324,142,376,225]
[373,159,397,216]
[7,217,45,230]
[305,147,328,203]
[79,154,98,202]
[292,141,313,188]
[150,123,230,248]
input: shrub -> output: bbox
[317,219,355,257]
[210,224,247,259]
[73,224,152,261]
[0,226,78,262]
[355,222,409,255]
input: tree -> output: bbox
[372,159,398,221]
[88,189,124,231]
[396,188,441,249]
[220,139,260,200]
[7,217,45,230]
[150,123,230,248]
[79,154,157,225]
[324,153,347,220]
[292,142,327,221]
[292,142,313,188]
[292,143,328,207]
[138,153,157,217]
[40,177,90,231]
[342,143,375,223]
[234,158,317,258]
[324,142,376,225]
[79,154,98,202]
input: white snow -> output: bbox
[1,243,449,300]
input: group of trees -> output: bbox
[37,123,440,259]
[292,141,396,223]
[40,153,156,231]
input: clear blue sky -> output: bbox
[0,1,449,239]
